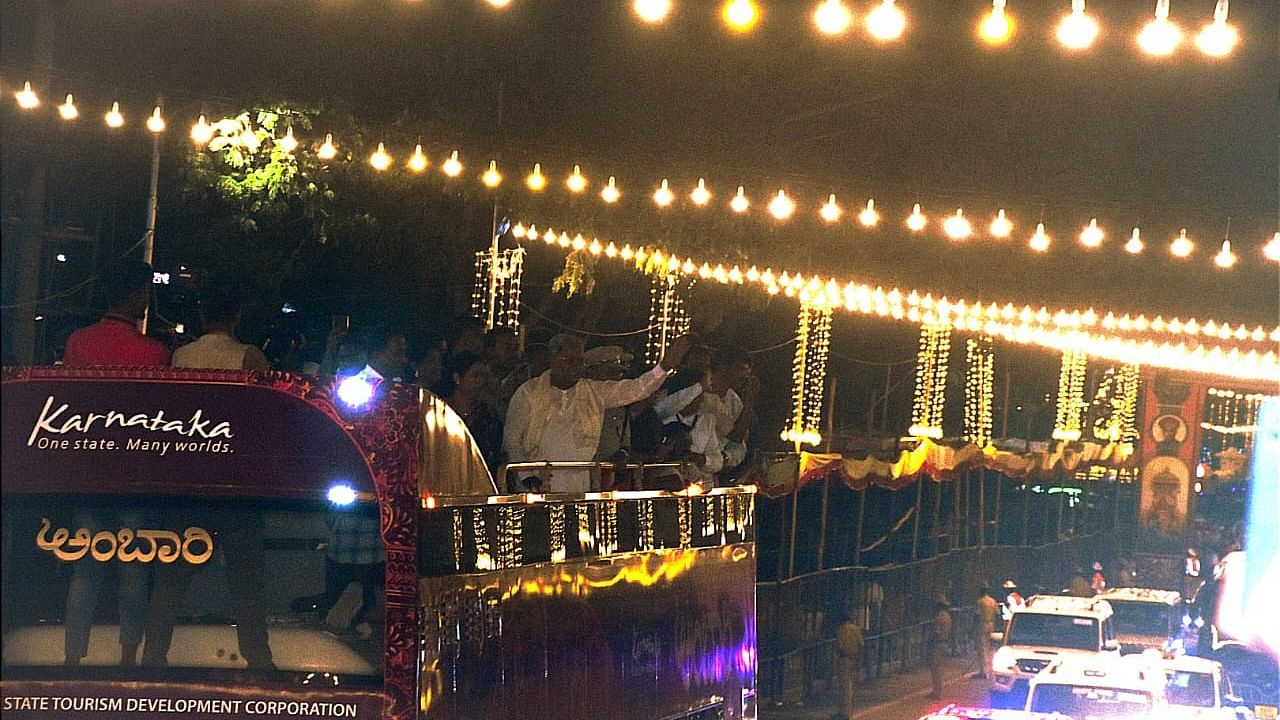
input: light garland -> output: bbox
[645,271,692,364]
[1052,348,1088,441]
[964,337,995,446]
[781,302,832,447]
[909,320,951,439]
[1089,363,1140,444]
[470,246,526,332]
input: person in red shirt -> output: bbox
[62,262,169,366]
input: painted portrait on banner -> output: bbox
[1138,372,1204,533]
[1139,456,1191,533]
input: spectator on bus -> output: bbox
[63,261,169,367]
[447,315,486,358]
[436,351,504,471]
[655,345,758,484]
[173,285,270,371]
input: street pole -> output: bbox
[140,114,161,334]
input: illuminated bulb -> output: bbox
[980,0,1014,45]
[442,150,463,178]
[240,123,260,151]
[813,0,854,36]
[858,199,879,227]
[572,234,586,251]
[1138,0,1182,57]
[990,209,1012,238]
[57,94,77,120]
[558,232,571,248]
[1170,228,1193,258]
[1125,228,1144,254]
[369,142,393,172]
[484,0,511,7]
[943,209,972,240]
[512,222,527,239]
[722,0,760,33]
[819,194,842,223]
[1195,0,1238,57]
[482,160,502,188]
[605,242,618,258]
[768,190,796,220]
[906,203,926,232]
[601,176,621,203]
[730,186,750,213]
[146,106,166,133]
[277,125,299,153]
[621,244,635,260]
[682,258,696,274]
[104,101,125,128]
[690,178,712,206]
[317,133,338,160]
[1265,232,1280,263]
[408,144,428,173]
[1079,218,1104,248]
[634,0,673,24]
[526,163,547,191]
[188,115,213,145]
[1029,222,1051,252]
[15,81,39,109]
[1057,0,1099,50]
[865,0,906,41]
[566,164,588,193]
[653,179,675,207]
[526,224,539,241]
[1214,240,1236,268]
[588,238,603,255]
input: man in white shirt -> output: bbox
[504,333,688,493]
[654,345,758,483]
[173,288,270,371]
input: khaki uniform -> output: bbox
[976,594,999,677]
[835,620,865,718]
[928,607,953,698]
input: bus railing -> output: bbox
[495,460,691,493]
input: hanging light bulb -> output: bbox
[1138,0,1182,56]
[484,0,511,7]
[240,121,261,151]
[722,0,760,32]
[813,0,854,36]
[1265,232,1280,263]
[368,143,393,171]
[601,176,621,203]
[990,209,1013,238]
[768,190,796,220]
[57,93,78,120]
[820,194,843,223]
[1214,240,1237,268]
[1125,228,1144,254]
[442,150,463,177]
[482,159,503,188]
[858,199,879,227]
[730,186,750,213]
[865,0,906,41]
[408,144,429,173]
[15,81,39,109]
[104,101,125,128]
[145,105,166,133]
[1079,218,1104,248]
[566,164,588,193]
[1170,228,1194,257]
[511,222,527,239]
[526,163,547,191]
[906,203,926,232]
[943,209,972,239]
[1195,0,1238,57]
[690,178,712,206]
[1029,222,1051,252]
[653,179,675,207]
[633,0,672,24]
[317,133,338,160]
[1057,0,1099,50]
[277,125,299,153]
[980,0,1014,45]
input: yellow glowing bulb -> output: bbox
[526,224,539,241]
[1125,228,1144,254]
[1057,0,1098,50]
[858,199,879,227]
[906,203,926,232]
[572,234,587,251]
[690,178,712,206]
[1170,228,1193,257]
[980,0,1014,45]
[482,159,503,188]
[558,232,571,248]
[768,190,796,220]
[526,163,547,191]
[566,165,588,193]
[442,150,463,178]
[653,179,675,207]
[408,144,428,173]
[1214,240,1237,268]
[57,93,77,120]
[485,0,511,7]
[1029,222,1051,252]
[813,0,854,36]
[1080,218,1104,248]
[277,125,299,153]
[1196,0,1238,57]
[145,106,166,133]
[722,0,760,32]
[943,209,972,240]
[1138,0,1182,56]
[104,101,125,128]
[820,194,843,223]
[15,81,39,109]
[866,0,906,41]
[317,133,338,160]
[512,222,527,239]
[369,142,393,171]
[601,176,621,203]
[240,123,261,151]
[621,244,635,260]
[730,186,750,213]
[634,0,672,24]
[605,242,618,258]
[1264,232,1280,263]
[990,209,1012,238]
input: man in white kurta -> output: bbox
[504,334,688,493]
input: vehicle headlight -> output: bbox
[992,646,1018,673]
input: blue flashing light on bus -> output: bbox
[336,372,377,410]
[327,483,358,507]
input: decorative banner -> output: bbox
[1138,371,1206,533]
[909,320,951,439]
[1052,348,1089,441]
[964,337,995,447]
[644,272,691,365]
[781,302,832,447]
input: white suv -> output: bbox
[1025,655,1168,718]
[1152,653,1255,719]
[990,594,1121,705]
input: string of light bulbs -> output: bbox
[1051,348,1089,441]
[782,302,833,447]
[964,337,995,447]
[908,319,952,439]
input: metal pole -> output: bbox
[787,483,800,579]
[1021,482,1031,547]
[826,376,838,453]
[853,486,867,567]
[816,477,830,571]
[1000,368,1011,439]
[977,468,986,549]
[911,475,924,561]
[992,472,1002,546]
[881,364,892,431]
[140,118,161,334]
[485,204,499,330]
